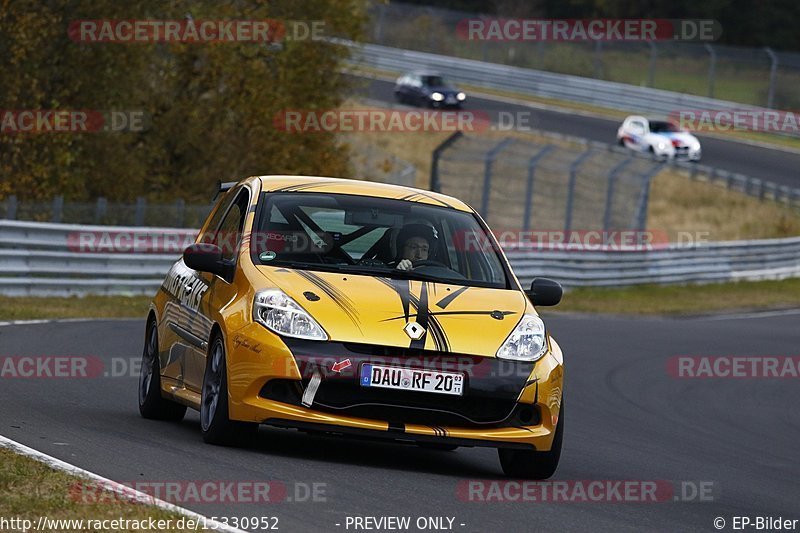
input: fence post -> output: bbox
[5,195,17,220]
[563,148,594,233]
[373,2,386,43]
[647,42,657,87]
[175,199,185,227]
[135,197,146,226]
[430,131,463,192]
[480,138,515,219]
[52,196,64,223]
[94,197,107,224]
[635,163,665,232]
[593,40,604,79]
[765,47,778,109]
[603,157,633,231]
[522,145,555,231]
[705,44,717,98]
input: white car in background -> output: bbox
[617,115,702,161]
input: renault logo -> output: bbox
[404,321,425,340]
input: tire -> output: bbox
[200,334,258,446]
[617,137,625,146]
[498,402,564,479]
[138,318,187,422]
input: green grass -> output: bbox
[1,279,799,320]
[0,448,200,532]
[0,295,151,321]
[548,278,800,315]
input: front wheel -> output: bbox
[138,319,187,422]
[200,335,258,446]
[498,402,563,479]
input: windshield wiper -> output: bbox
[386,269,467,285]
[264,261,394,276]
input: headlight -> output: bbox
[496,314,547,362]
[456,92,466,101]
[253,289,328,341]
[431,92,444,102]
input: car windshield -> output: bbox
[252,192,509,289]
[650,121,679,133]
[421,75,445,87]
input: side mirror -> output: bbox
[183,243,226,276]
[526,278,562,307]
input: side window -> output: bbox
[199,192,236,245]
[213,189,250,262]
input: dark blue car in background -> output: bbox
[394,71,466,108]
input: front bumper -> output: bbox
[226,323,563,450]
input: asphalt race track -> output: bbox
[2,314,798,532]
[352,77,800,190]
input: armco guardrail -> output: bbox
[345,41,798,137]
[0,220,195,296]
[507,237,800,288]
[1,220,799,296]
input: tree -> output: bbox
[0,0,366,203]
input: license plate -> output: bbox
[360,364,464,396]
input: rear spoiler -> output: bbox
[212,180,238,202]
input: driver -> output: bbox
[393,223,437,271]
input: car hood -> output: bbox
[254,266,528,357]
[426,86,459,95]
[652,131,698,145]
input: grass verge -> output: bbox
[1,280,798,320]
[549,278,800,316]
[0,295,151,321]
[0,447,202,532]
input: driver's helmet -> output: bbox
[395,223,438,261]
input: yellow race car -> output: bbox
[138,175,565,479]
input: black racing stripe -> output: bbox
[388,421,405,433]
[272,182,329,193]
[435,286,469,309]
[410,282,430,350]
[412,191,452,208]
[377,277,411,322]
[407,287,450,353]
[432,310,516,318]
[396,191,451,208]
[378,278,450,352]
[295,270,362,332]
[380,310,516,321]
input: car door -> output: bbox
[626,119,648,150]
[396,75,411,99]
[183,186,252,392]
[409,75,424,102]
[159,190,237,388]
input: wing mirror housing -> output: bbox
[526,278,562,307]
[183,243,230,278]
